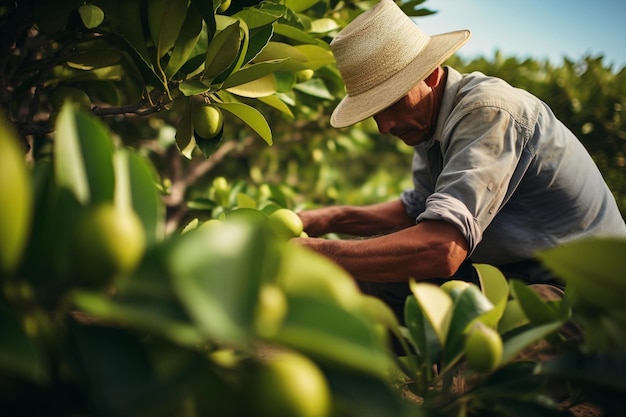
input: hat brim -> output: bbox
[330,29,471,128]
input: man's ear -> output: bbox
[424,66,443,87]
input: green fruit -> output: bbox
[0,117,32,275]
[74,204,145,286]
[254,284,288,337]
[251,352,331,417]
[276,244,362,310]
[295,69,314,82]
[225,208,268,225]
[217,0,231,13]
[51,86,91,111]
[192,104,223,139]
[268,208,303,239]
[464,322,503,372]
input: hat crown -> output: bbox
[331,0,431,96]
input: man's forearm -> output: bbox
[298,199,415,237]
[293,220,469,283]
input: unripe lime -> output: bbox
[51,86,91,111]
[250,352,331,417]
[440,279,471,299]
[295,69,314,82]
[74,204,145,286]
[217,0,231,13]
[254,284,288,337]
[464,322,503,372]
[268,208,303,239]
[225,208,268,225]
[192,104,223,139]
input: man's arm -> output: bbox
[292,219,469,283]
[297,199,415,237]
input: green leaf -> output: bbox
[294,78,334,100]
[537,237,626,310]
[78,4,104,29]
[294,44,335,70]
[179,80,212,96]
[72,291,203,347]
[147,0,188,59]
[213,101,272,145]
[498,299,529,334]
[443,284,494,366]
[404,294,438,366]
[409,281,453,345]
[309,18,340,35]
[273,23,318,45]
[174,98,196,159]
[226,74,276,98]
[538,351,626,391]
[255,42,309,71]
[165,9,204,78]
[54,106,115,206]
[475,263,509,327]
[256,94,294,118]
[284,0,319,13]
[270,295,392,377]
[510,280,561,325]
[170,223,279,343]
[221,59,286,89]
[243,24,274,64]
[0,306,46,383]
[125,151,165,245]
[501,321,563,362]
[232,8,281,29]
[203,18,242,81]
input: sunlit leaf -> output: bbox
[273,23,318,45]
[232,8,281,29]
[501,321,563,362]
[509,280,561,325]
[284,0,319,13]
[475,263,509,327]
[410,281,453,345]
[78,4,104,29]
[294,78,334,100]
[443,284,494,366]
[404,295,437,365]
[294,44,335,69]
[254,42,309,71]
[257,94,294,118]
[170,223,279,343]
[270,295,391,377]
[54,106,115,206]
[498,299,529,334]
[309,18,340,34]
[221,59,286,89]
[213,101,272,145]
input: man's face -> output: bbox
[373,81,437,146]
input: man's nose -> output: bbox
[373,113,393,134]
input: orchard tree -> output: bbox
[2,1,626,417]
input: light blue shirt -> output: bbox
[401,67,626,265]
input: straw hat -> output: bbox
[329,0,471,128]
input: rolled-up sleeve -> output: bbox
[416,105,531,255]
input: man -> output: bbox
[293,0,626,320]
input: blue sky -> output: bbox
[415,0,626,69]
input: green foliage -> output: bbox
[2,1,626,416]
